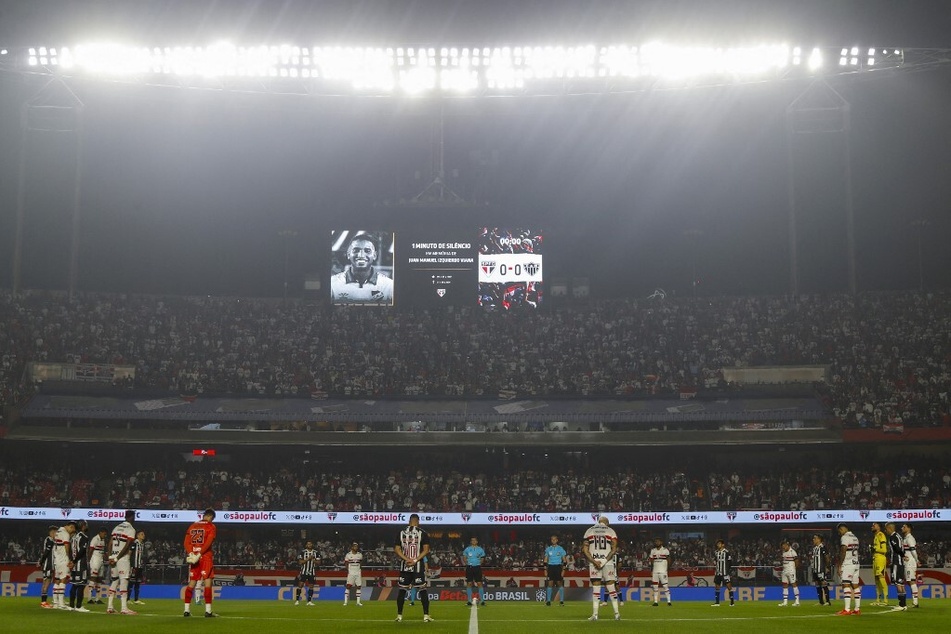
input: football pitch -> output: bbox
[3,598,947,633]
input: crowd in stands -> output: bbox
[2,290,950,428]
[2,454,950,515]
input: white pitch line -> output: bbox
[469,601,479,634]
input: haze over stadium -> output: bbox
[1,0,950,629]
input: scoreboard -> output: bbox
[330,227,543,308]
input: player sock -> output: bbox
[467,587,473,603]
[843,587,852,611]
[396,588,406,614]
[592,588,600,614]
[546,587,552,603]
[419,589,430,613]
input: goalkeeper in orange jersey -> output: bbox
[183,509,218,618]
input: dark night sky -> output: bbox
[0,1,950,298]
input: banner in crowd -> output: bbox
[1,506,947,525]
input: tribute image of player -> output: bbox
[184,508,218,618]
[87,526,109,604]
[69,520,91,612]
[343,541,364,606]
[712,539,735,607]
[544,534,567,606]
[330,232,394,304]
[835,523,861,616]
[870,522,888,605]
[38,525,56,608]
[107,510,138,615]
[649,536,672,607]
[51,520,77,610]
[129,530,146,605]
[778,540,800,606]
[885,522,907,610]
[394,513,433,623]
[810,533,831,606]
[295,540,320,605]
[901,523,920,608]
[462,536,487,607]
[582,516,621,621]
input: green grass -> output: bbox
[2,597,947,633]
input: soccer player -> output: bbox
[184,508,218,618]
[107,509,137,615]
[129,530,146,604]
[52,521,77,609]
[901,523,920,608]
[38,525,56,608]
[330,234,394,304]
[871,522,888,605]
[649,536,672,607]
[836,523,861,616]
[462,536,487,606]
[885,522,907,610]
[295,540,320,605]
[87,526,109,604]
[394,513,433,623]
[544,534,567,606]
[810,534,831,606]
[712,539,735,607]
[778,540,800,606]
[582,516,621,621]
[343,541,364,606]
[69,520,91,612]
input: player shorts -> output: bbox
[112,557,131,580]
[840,564,859,585]
[52,553,70,580]
[812,572,827,584]
[904,565,917,582]
[547,565,564,583]
[589,561,617,584]
[714,574,731,586]
[465,566,484,583]
[781,570,797,585]
[889,564,905,585]
[299,574,316,585]
[346,572,362,587]
[399,569,427,589]
[872,556,886,577]
[41,562,53,580]
[130,568,144,584]
[89,553,104,578]
[71,567,89,586]
[652,571,669,586]
[189,556,214,582]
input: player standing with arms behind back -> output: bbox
[810,534,831,606]
[836,523,861,616]
[344,541,364,606]
[394,513,433,623]
[712,539,734,606]
[871,522,889,605]
[650,537,672,607]
[184,508,218,618]
[107,510,137,615]
[582,517,620,621]
[462,536,487,607]
[544,534,567,606]
[885,522,907,610]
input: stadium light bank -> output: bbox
[0,42,906,96]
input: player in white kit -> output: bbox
[650,537,672,606]
[902,523,920,608]
[344,542,364,606]
[52,521,77,609]
[778,540,800,606]
[108,510,138,615]
[836,523,861,615]
[582,517,620,621]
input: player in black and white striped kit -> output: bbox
[69,520,91,612]
[130,530,146,604]
[295,540,320,606]
[38,525,57,608]
[712,540,735,606]
[810,534,831,606]
[885,522,907,610]
[394,514,433,623]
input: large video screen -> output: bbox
[330,230,395,306]
[478,228,543,309]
